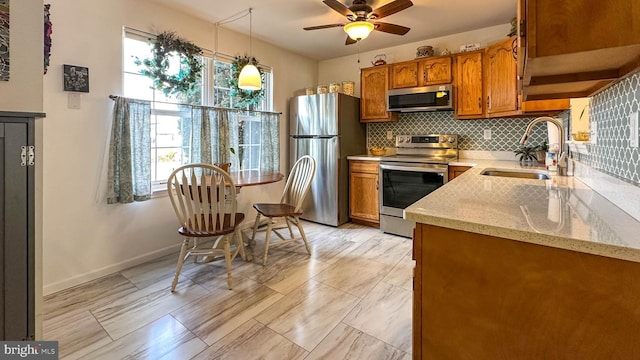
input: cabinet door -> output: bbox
[485,37,518,116]
[360,66,396,122]
[420,56,452,86]
[0,121,34,341]
[391,61,419,89]
[349,161,379,225]
[448,165,472,181]
[455,51,484,118]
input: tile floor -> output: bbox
[43,222,413,359]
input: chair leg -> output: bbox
[285,217,294,238]
[171,238,190,292]
[224,239,233,290]
[295,217,311,255]
[236,228,249,262]
[263,218,274,266]
[250,212,261,248]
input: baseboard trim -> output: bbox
[43,243,181,296]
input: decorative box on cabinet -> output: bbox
[349,160,379,227]
[0,111,44,341]
[360,66,398,122]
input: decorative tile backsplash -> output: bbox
[367,111,547,151]
[583,72,640,186]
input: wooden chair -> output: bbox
[166,163,246,291]
[250,155,316,265]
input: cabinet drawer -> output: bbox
[350,161,379,174]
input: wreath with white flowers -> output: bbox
[228,55,265,109]
[134,31,203,97]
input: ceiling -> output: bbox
[146,0,516,60]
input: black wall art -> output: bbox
[63,64,89,92]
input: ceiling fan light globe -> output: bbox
[344,21,374,40]
[238,64,262,90]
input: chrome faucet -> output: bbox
[520,116,569,175]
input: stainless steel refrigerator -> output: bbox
[290,92,365,226]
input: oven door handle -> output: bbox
[379,164,446,174]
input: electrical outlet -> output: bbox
[386,130,393,140]
[483,129,492,140]
[630,112,639,148]
[68,93,81,109]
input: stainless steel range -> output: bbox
[379,134,459,238]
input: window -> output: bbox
[122,29,273,185]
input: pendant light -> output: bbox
[238,8,262,90]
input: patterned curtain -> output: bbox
[106,97,151,204]
[260,112,280,172]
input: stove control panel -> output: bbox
[395,134,458,148]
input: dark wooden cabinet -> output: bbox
[0,111,42,340]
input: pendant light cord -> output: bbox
[249,8,253,60]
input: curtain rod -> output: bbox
[109,95,282,115]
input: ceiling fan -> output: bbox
[304,0,414,45]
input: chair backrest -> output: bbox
[167,164,238,232]
[281,155,316,212]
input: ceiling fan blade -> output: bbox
[323,0,353,17]
[345,36,357,45]
[304,23,345,31]
[374,22,411,35]
[371,0,413,20]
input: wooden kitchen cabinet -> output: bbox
[448,165,471,181]
[485,37,519,117]
[413,223,640,358]
[519,0,640,100]
[349,160,379,227]
[454,50,484,119]
[419,56,452,86]
[391,57,453,89]
[360,65,398,122]
[391,60,419,89]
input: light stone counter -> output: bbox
[347,155,383,161]
[405,159,640,263]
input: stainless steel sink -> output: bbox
[480,168,551,180]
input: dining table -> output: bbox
[228,170,284,189]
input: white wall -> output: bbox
[318,23,511,97]
[42,0,317,294]
[0,0,43,112]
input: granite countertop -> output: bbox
[347,155,383,161]
[404,159,640,263]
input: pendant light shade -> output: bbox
[239,63,261,90]
[238,8,262,91]
[344,21,375,41]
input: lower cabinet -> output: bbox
[448,165,472,181]
[349,160,379,227]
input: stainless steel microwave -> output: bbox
[387,84,453,112]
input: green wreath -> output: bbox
[134,31,203,97]
[228,55,265,109]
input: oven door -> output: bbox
[379,162,448,217]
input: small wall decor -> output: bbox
[44,4,52,75]
[0,0,9,81]
[63,64,89,92]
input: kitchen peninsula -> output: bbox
[405,160,640,359]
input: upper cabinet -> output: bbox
[391,56,453,89]
[420,56,453,86]
[391,61,419,89]
[519,0,640,100]
[485,37,519,116]
[360,65,398,122]
[455,50,485,119]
